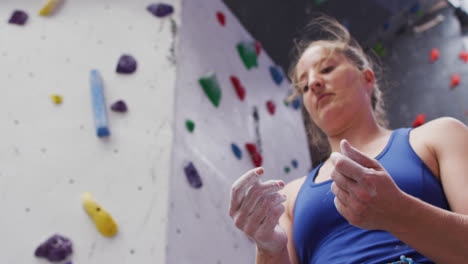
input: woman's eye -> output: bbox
[302,85,309,93]
[321,66,334,74]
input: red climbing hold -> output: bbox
[460,51,468,63]
[230,76,246,101]
[216,11,225,26]
[451,74,460,88]
[266,100,276,115]
[245,143,262,167]
[430,48,439,63]
[255,41,262,56]
[412,114,426,128]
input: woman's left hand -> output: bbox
[330,139,406,231]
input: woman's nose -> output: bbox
[308,78,324,93]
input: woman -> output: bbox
[229,16,468,263]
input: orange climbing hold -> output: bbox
[451,74,460,88]
[216,11,225,26]
[430,48,439,63]
[412,114,426,128]
[460,51,468,63]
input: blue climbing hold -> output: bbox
[291,97,301,110]
[269,66,283,85]
[231,143,242,160]
[410,2,421,14]
[291,159,298,169]
[184,162,202,189]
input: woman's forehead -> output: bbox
[297,45,341,76]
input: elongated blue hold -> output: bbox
[231,143,242,160]
[269,66,283,85]
[90,70,110,137]
[184,162,202,189]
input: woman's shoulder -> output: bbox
[411,117,466,144]
[280,176,308,217]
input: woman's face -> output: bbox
[296,45,374,134]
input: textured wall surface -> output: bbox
[0,0,180,263]
[167,0,311,263]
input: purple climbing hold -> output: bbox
[8,10,28,25]
[184,162,202,189]
[147,3,174,18]
[110,100,128,113]
[116,54,137,74]
[34,234,73,262]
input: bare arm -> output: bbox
[386,117,468,263]
[329,117,468,263]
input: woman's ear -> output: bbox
[362,68,375,93]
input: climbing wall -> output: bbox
[167,0,311,263]
[0,0,180,263]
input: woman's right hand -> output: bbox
[229,167,288,254]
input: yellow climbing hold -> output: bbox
[82,192,118,237]
[39,0,62,16]
[50,94,62,104]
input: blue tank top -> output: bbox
[293,128,449,264]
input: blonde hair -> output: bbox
[288,15,388,165]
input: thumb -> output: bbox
[340,139,380,169]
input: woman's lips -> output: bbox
[317,93,333,105]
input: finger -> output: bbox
[230,167,264,216]
[243,193,286,237]
[330,152,365,183]
[340,139,380,169]
[331,181,351,206]
[333,196,348,218]
[330,162,357,190]
[256,203,286,238]
[241,180,285,216]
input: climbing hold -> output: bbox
[395,25,408,36]
[412,114,426,128]
[314,0,327,5]
[410,2,421,14]
[231,143,242,160]
[147,3,174,18]
[185,119,195,133]
[39,0,63,16]
[291,97,301,110]
[252,106,259,121]
[430,48,440,63]
[245,143,262,167]
[460,51,468,63]
[383,21,391,31]
[184,162,202,188]
[89,69,110,137]
[82,192,118,237]
[255,41,262,56]
[199,72,222,107]
[35,234,72,262]
[269,66,284,85]
[230,76,246,101]
[216,11,225,26]
[284,166,290,173]
[8,10,28,25]
[50,94,62,104]
[266,100,276,115]
[373,43,387,56]
[284,99,289,106]
[110,100,128,113]
[236,41,258,70]
[292,159,298,169]
[116,54,137,74]
[451,74,460,88]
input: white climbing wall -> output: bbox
[0,0,180,263]
[167,0,312,263]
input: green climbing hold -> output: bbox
[236,41,258,70]
[284,166,290,173]
[199,72,222,107]
[185,119,195,133]
[314,0,327,5]
[373,43,387,57]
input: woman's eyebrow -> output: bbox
[298,57,329,81]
